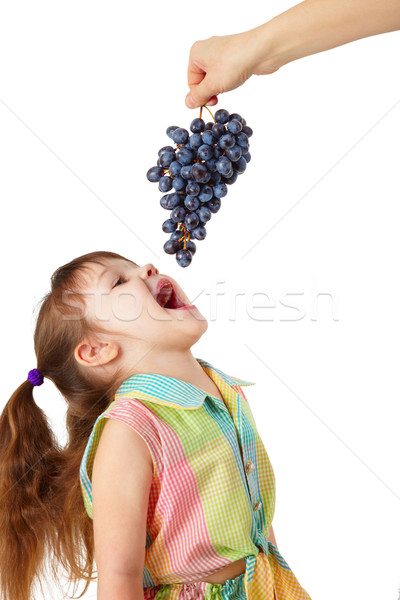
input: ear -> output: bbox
[74,338,119,368]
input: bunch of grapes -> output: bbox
[146,106,253,267]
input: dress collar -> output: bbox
[113,357,255,410]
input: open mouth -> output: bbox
[154,280,193,310]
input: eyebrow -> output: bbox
[96,262,139,284]
[97,265,120,284]
[97,267,110,283]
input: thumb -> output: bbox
[185,78,218,109]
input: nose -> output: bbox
[140,263,159,278]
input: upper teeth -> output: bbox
[157,282,173,306]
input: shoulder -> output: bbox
[93,416,154,479]
[101,397,162,473]
[81,397,162,490]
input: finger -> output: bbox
[186,90,218,109]
[187,60,206,88]
[185,78,219,109]
[205,96,218,107]
[185,90,218,109]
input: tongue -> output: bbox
[156,285,188,309]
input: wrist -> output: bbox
[242,17,300,76]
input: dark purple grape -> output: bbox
[242,151,251,163]
[171,205,186,223]
[191,163,209,183]
[219,133,235,150]
[202,130,217,146]
[210,171,221,185]
[197,144,214,161]
[192,225,207,240]
[205,157,218,172]
[186,181,200,196]
[159,151,176,168]
[166,126,179,139]
[160,194,170,209]
[162,219,177,233]
[188,133,203,150]
[214,146,224,158]
[165,192,182,209]
[180,165,192,179]
[172,176,186,191]
[186,240,197,255]
[235,132,249,147]
[202,170,212,183]
[242,125,253,137]
[147,166,163,182]
[222,171,238,185]
[227,119,242,134]
[176,248,192,267]
[233,156,247,174]
[204,122,214,130]
[214,109,230,124]
[185,196,200,211]
[190,118,205,133]
[198,185,213,203]
[211,123,226,138]
[197,206,212,223]
[213,182,227,198]
[172,128,189,144]
[176,148,193,165]
[169,161,182,176]
[216,156,233,178]
[229,113,243,124]
[185,212,200,231]
[225,145,242,162]
[164,239,182,254]
[158,145,174,157]
[158,176,173,192]
[207,197,221,213]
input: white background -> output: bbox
[0,1,399,599]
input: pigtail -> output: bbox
[0,378,63,600]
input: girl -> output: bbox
[0,250,311,600]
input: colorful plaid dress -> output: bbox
[79,358,311,600]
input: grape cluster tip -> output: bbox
[146,107,253,268]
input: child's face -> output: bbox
[80,258,207,352]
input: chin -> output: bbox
[175,311,208,342]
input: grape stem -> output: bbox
[200,105,216,123]
[177,223,190,248]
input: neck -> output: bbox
[120,346,213,391]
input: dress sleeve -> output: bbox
[79,397,162,519]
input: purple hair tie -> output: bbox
[27,368,44,387]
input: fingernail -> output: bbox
[186,94,196,108]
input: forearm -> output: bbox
[248,0,400,73]
[97,572,144,600]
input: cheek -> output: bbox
[106,290,144,323]
[108,290,168,325]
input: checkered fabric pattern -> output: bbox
[79,358,311,599]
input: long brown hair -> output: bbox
[0,250,138,600]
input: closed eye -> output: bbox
[112,275,126,288]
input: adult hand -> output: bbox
[185,31,279,110]
[185,0,400,110]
